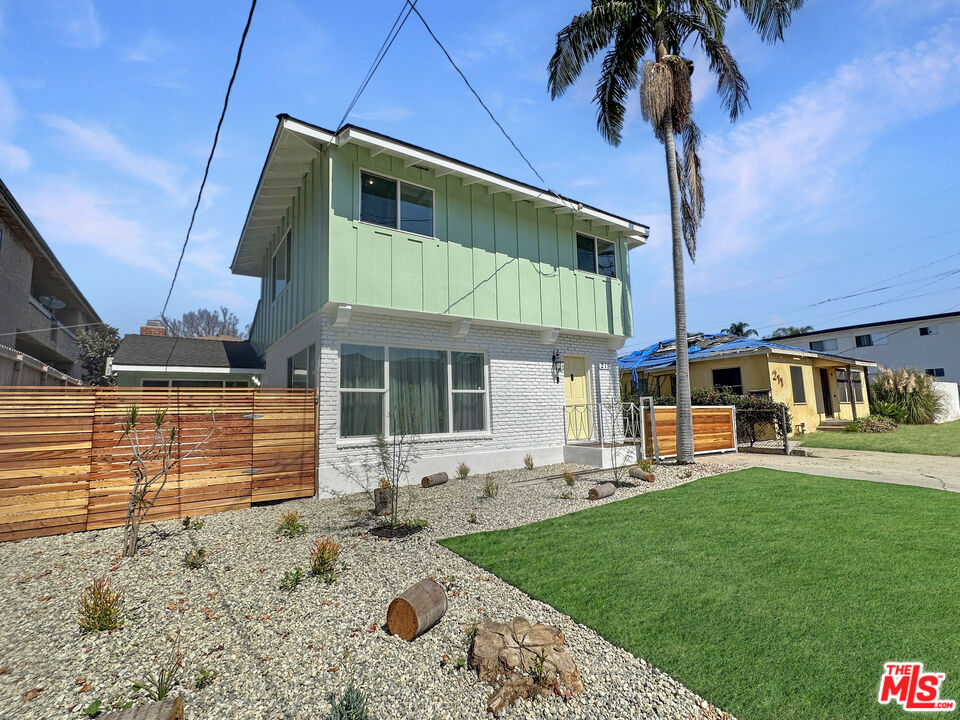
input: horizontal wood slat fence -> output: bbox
[0,387,317,542]
[643,405,737,459]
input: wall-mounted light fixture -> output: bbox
[551,349,562,384]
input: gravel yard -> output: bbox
[0,460,736,720]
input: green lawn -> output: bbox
[800,420,960,456]
[440,469,960,720]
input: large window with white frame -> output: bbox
[575,233,617,278]
[360,171,434,237]
[272,230,291,299]
[339,343,487,438]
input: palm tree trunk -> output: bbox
[662,114,695,464]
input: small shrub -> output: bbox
[310,537,343,582]
[637,458,654,473]
[132,638,183,701]
[277,511,307,538]
[563,470,576,487]
[81,699,102,717]
[557,490,573,500]
[328,681,370,720]
[871,399,908,424]
[523,454,534,470]
[678,468,693,479]
[194,668,217,690]
[482,479,499,499]
[183,547,207,569]
[457,462,470,479]
[280,567,304,592]
[844,421,860,433]
[847,415,898,434]
[467,512,479,524]
[78,576,123,632]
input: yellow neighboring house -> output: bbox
[619,334,876,432]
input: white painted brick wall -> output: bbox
[265,308,622,493]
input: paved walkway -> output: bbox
[698,447,960,493]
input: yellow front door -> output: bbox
[563,355,592,441]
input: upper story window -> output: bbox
[919,326,939,336]
[810,338,838,352]
[576,233,617,278]
[856,332,889,347]
[360,171,434,237]
[272,230,290,299]
[926,368,946,377]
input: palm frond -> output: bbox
[700,32,750,121]
[639,61,674,141]
[682,120,704,225]
[662,55,692,130]
[547,2,633,99]
[727,0,805,44]
[593,23,646,145]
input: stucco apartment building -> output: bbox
[0,178,100,385]
[774,312,960,384]
[231,116,649,490]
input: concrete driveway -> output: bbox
[698,447,960,493]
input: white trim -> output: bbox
[358,168,435,239]
[111,364,264,374]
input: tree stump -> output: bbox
[628,468,656,482]
[100,697,183,720]
[387,578,447,640]
[588,483,615,500]
[373,486,393,515]
[421,471,448,488]
[469,617,584,716]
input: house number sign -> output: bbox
[598,362,610,370]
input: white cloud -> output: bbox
[34,0,103,49]
[22,181,169,274]
[696,19,960,264]
[123,30,173,63]
[41,115,187,201]
[0,76,30,172]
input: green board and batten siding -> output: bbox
[251,143,633,352]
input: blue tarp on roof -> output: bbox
[617,334,821,385]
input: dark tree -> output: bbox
[163,306,246,338]
[76,324,121,385]
[767,325,814,338]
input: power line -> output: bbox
[160,0,257,323]
[0,321,105,339]
[336,0,417,131]
[408,3,553,191]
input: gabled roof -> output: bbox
[112,335,264,371]
[0,177,101,323]
[618,333,877,374]
[231,115,650,277]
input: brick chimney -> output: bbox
[140,319,167,337]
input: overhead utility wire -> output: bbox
[0,322,105,339]
[336,0,417,131]
[160,0,257,324]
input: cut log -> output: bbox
[421,472,449,488]
[628,468,656,482]
[588,483,615,500]
[387,578,447,640]
[100,697,183,720]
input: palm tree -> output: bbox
[723,321,758,337]
[548,0,803,462]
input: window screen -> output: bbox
[790,366,806,403]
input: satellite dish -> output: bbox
[38,295,66,311]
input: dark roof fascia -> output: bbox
[770,311,960,340]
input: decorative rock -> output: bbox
[588,483,615,500]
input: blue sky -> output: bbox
[1,0,958,349]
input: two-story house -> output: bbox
[0,178,101,385]
[231,116,648,489]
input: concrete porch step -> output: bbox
[817,420,850,432]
